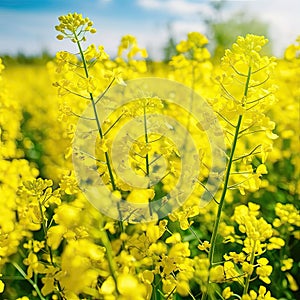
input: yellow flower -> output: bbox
[127,188,155,204]
[224,252,247,264]
[169,205,200,230]
[23,252,46,278]
[241,290,257,300]
[99,276,116,295]
[222,286,234,299]
[117,273,147,299]
[274,203,300,227]
[242,261,254,275]
[47,225,67,250]
[169,242,190,258]
[55,13,96,43]
[209,265,225,283]
[176,279,190,297]
[256,164,268,175]
[281,258,293,271]
[141,270,154,285]
[56,239,105,296]
[224,261,242,282]
[267,237,285,250]
[176,32,209,58]
[162,276,176,295]
[77,76,97,93]
[284,37,300,61]
[0,58,4,73]
[286,272,299,292]
[145,222,166,243]
[59,172,79,195]
[23,240,45,253]
[166,232,181,244]
[198,240,211,252]
[256,258,273,284]
[117,35,148,61]
[257,285,276,299]
[0,279,4,293]
[53,203,81,228]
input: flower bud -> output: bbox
[56,34,64,40]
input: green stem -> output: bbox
[38,196,65,298]
[201,66,252,300]
[38,200,54,265]
[99,227,119,294]
[12,262,46,300]
[75,33,116,190]
[207,114,243,267]
[75,33,123,227]
[143,103,152,216]
[243,240,256,295]
[75,33,120,295]
[182,65,195,150]
[143,104,150,177]
[151,274,161,300]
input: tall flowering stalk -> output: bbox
[202,35,278,299]
[55,13,121,295]
[55,13,117,192]
[54,13,152,298]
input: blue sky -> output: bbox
[0,0,299,59]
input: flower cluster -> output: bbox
[55,12,96,42]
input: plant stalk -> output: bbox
[243,240,256,295]
[75,33,120,294]
[201,66,252,300]
[12,262,46,300]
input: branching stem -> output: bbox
[243,240,257,295]
[201,66,252,300]
[74,32,120,293]
[12,262,46,300]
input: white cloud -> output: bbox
[227,0,300,56]
[171,20,206,37]
[137,0,212,16]
[135,0,212,58]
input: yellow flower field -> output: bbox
[0,13,299,300]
